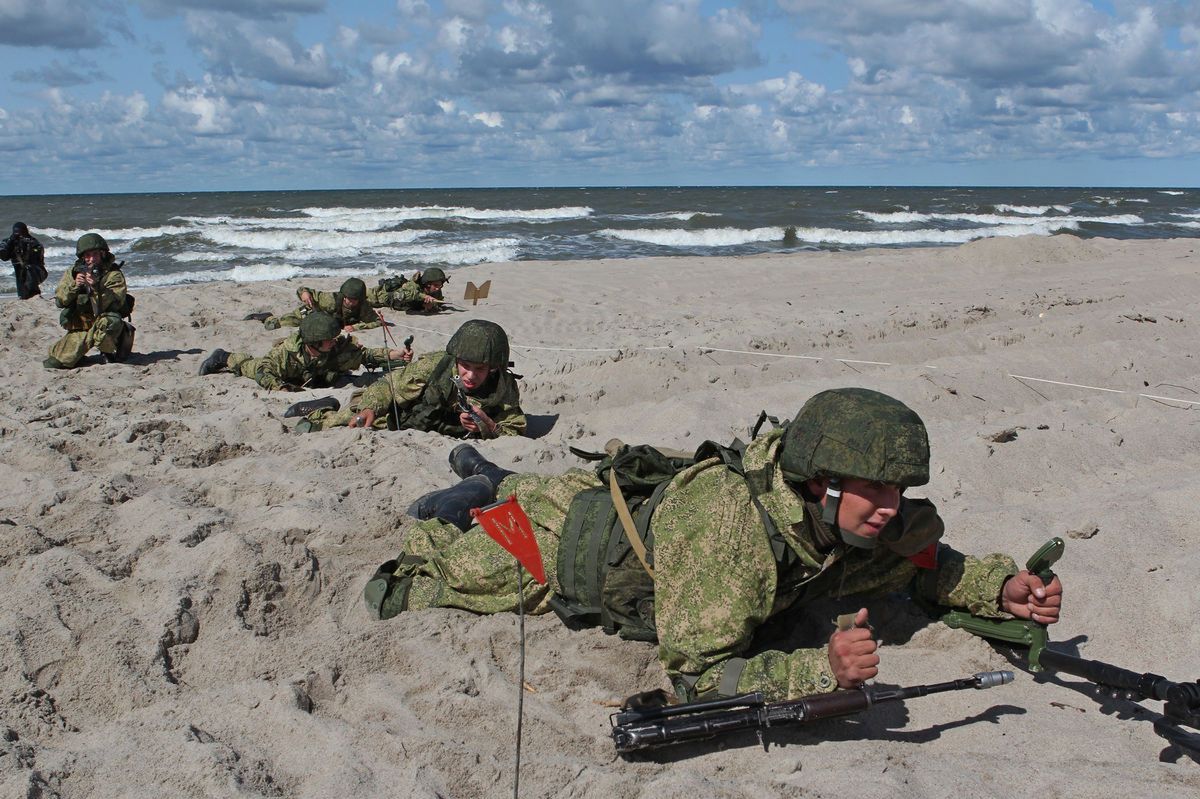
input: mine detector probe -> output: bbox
[932,538,1200,759]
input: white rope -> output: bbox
[382,322,1197,408]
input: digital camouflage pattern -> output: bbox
[48,252,130,367]
[226,330,395,391]
[377,428,1018,702]
[779,387,930,487]
[263,284,382,332]
[365,273,445,311]
[304,349,526,436]
[446,319,509,367]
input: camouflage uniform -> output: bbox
[226,331,396,391]
[47,236,132,368]
[305,349,526,436]
[265,282,382,332]
[375,428,1017,703]
[366,269,446,312]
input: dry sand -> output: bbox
[1,234,1198,797]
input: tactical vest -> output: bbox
[548,437,796,642]
[396,353,521,434]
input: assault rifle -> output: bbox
[451,373,489,438]
[930,538,1200,758]
[611,670,1013,754]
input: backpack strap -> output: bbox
[609,467,655,579]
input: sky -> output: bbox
[1,0,1198,194]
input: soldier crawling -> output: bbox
[198,311,410,391]
[366,268,448,313]
[296,318,525,437]
[250,277,382,332]
[364,388,1063,702]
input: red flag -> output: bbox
[471,496,547,585]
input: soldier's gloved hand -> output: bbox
[827,608,878,688]
[1000,570,1063,624]
[348,409,376,428]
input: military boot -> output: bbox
[283,396,341,418]
[406,474,496,532]
[242,312,272,322]
[448,444,515,490]
[43,356,68,370]
[198,348,229,376]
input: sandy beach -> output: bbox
[2,234,1198,797]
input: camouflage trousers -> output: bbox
[48,313,126,367]
[226,352,262,380]
[379,469,602,617]
[262,311,302,330]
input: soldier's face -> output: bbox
[81,249,104,266]
[456,358,494,390]
[810,477,900,539]
[306,338,337,356]
[342,297,360,311]
[424,281,444,293]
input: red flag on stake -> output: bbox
[471,496,546,585]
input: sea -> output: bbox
[1,186,1197,295]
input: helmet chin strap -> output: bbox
[820,477,878,550]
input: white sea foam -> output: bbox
[856,211,934,224]
[602,220,1081,248]
[598,227,784,247]
[994,204,1051,215]
[198,227,430,251]
[1171,221,1200,229]
[37,225,191,242]
[856,211,1141,226]
[44,246,76,259]
[1171,212,1200,219]
[176,213,403,233]
[298,205,593,222]
[1160,190,1186,195]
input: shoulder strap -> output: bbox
[610,468,654,579]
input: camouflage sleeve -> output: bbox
[918,545,1019,618]
[313,291,339,314]
[97,269,128,315]
[652,463,837,702]
[0,237,10,261]
[358,360,431,415]
[492,405,527,437]
[365,284,389,307]
[348,310,382,331]
[53,269,78,308]
[396,281,423,304]
[252,346,292,390]
[357,345,396,369]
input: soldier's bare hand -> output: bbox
[300,290,314,308]
[1001,571,1062,624]
[348,409,376,428]
[422,294,439,311]
[827,608,879,688]
[343,324,356,333]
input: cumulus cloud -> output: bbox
[185,13,344,88]
[12,59,110,87]
[0,0,110,48]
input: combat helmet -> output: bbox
[446,319,509,368]
[299,311,341,345]
[419,267,447,286]
[779,387,929,549]
[76,232,110,256]
[338,277,367,301]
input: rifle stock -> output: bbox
[611,671,1013,753]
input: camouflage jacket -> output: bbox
[355,350,525,436]
[53,256,128,331]
[252,331,394,391]
[650,429,1018,700]
[366,277,443,311]
[294,286,382,331]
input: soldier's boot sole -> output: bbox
[242,312,272,322]
[198,348,230,376]
[406,474,496,532]
[284,396,341,418]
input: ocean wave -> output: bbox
[198,227,430,251]
[1159,190,1186,195]
[176,213,404,233]
[598,227,784,247]
[298,204,593,223]
[856,211,1141,226]
[37,225,192,243]
[994,204,1052,215]
[1170,221,1200,229]
[1171,212,1200,219]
